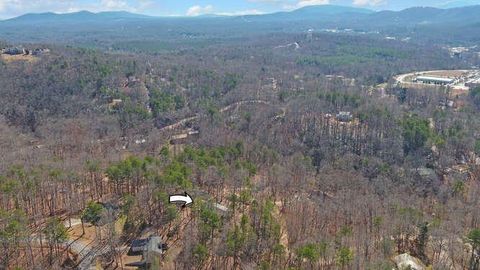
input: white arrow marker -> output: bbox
[169,192,193,207]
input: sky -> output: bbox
[0,0,480,19]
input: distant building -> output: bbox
[2,47,23,55]
[31,48,50,56]
[336,111,353,122]
[135,139,146,145]
[108,99,123,111]
[129,238,150,255]
[1,47,49,56]
[439,100,455,109]
[123,76,140,87]
[170,128,200,145]
[214,203,229,214]
[187,129,200,136]
[466,79,480,89]
[415,167,436,178]
[306,29,314,41]
[170,133,189,145]
[414,76,454,85]
[448,46,469,58]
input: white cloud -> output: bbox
[281,0,330,10]
[186,5,214,16]
[352,0,385,6]
[261,0,387,10]
[217,9,265,16]
[0,1,6,12]
[247,0,332,10]
[247,0,284,3]
[297,0,330,8]
[100,0,129,9]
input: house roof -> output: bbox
[145,236,163,256]
[131,238,149,247]
[416,76,454,83]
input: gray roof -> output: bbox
[127,236,164,267]
[416,76,454,83]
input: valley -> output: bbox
[1,3,480,270]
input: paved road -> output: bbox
[29,230,109,270]
[67,239,95,270]
[159,100,271,132]
[68,240,111,270]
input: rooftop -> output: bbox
[416,76,454,83]
[127,236,165,266]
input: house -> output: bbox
[170,133,189,145]
[2,47,49,56]
[128,238,150,255]
[108,99,123,110]
[122,76,140,87]
[214,203,229,214]
[306,29,314,41]
[466,78,480,89]
[187,129,200,136]
[170,128,200,145]
[126,236,167,268]
[31,48,50,56]
[336,111,353,122]
[415,167,436,178]
[2,47,23,55]
[111,99,123,105]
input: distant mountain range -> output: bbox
[3,4,480,25]
[1,5,374,24]
[1,4,480,46]
[239,5,374,22]
[3,10,153,24]
[438,0,480,8]
[365,5,480,26]
[273,5,373,17]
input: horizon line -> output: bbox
[2,3,480,21]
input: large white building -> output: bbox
[415,76,454,85]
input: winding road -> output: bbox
[159,100,272,132]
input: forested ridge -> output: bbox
[0,22,480,270]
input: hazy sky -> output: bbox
[0,0,480,19]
